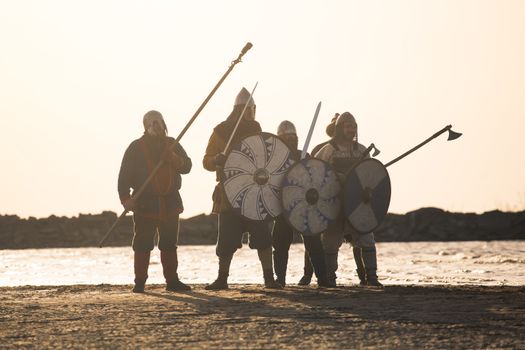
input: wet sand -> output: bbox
[1,284,524,349]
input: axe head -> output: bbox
[366,143,381,157]
[447,129,462,141]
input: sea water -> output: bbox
[1,241,524,287]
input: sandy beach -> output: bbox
[1,284,524,349]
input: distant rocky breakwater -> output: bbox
[0,208,524,249]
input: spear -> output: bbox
[99,42,253,247]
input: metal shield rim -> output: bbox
[343,158,391,234]
[281,157,342,236]
[220,132,295,222]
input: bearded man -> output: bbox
[314,112,383,287]
[118,110,192,293]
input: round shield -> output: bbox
[343,158,391,234]
[281,158,342,236]
[222,132,296,221]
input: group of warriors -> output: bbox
[118,87,383,293]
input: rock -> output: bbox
[0,208,524,249]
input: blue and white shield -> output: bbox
[281,158,342,236]
[343,158,391,233]
[222,132,296,221]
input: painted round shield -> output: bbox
[222,132,296,221]
[343,158,391,234]
[281,158,342,236]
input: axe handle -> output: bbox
[385,125,452,168]
[342,143,375,178]
[98,43,253,248]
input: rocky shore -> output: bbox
[0,208,524,249]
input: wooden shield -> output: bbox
[222,132,296,221]
[281,158,342,236]
[343,158,391,234]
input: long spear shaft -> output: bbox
[99,42,253,247]
[384,125,461,168]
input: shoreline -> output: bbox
[1,284,524,349]
[2,241,525,287]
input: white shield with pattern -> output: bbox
[281,158,342,236]
[222,132,296,221]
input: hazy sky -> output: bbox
[1,0,524,219]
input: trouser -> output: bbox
[321,215,377,283]
[303,250,314,278]
[272,215,327,282]
[209,211,275,287]
[322,226,376,251]
[272,215,294,281]
[132,215,181,284]
[132,214,180,252]
[216,211,272,258]
[302,234,327,282]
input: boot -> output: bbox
[361,247,383,288]
[161,250,191,291]
[258,248,282,289]
[132,251,150,293]
[353,247,367,286]
[273,249,288,287]
[298,251,313,286]
[325,252,339,287]
[297,275,312,286]
[263,269,282,289]
[205,255,232,290]
[307,249,330,288]
[275,275,286,288]
[166,278,191,291]
[317,277,333,288]
[276,276,286,287]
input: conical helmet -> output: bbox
[234,87,255,107]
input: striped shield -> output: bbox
[221,132,296,221]
[343,158,391,233]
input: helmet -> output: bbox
[334,111,358,143]
[234,87,255,107]
[335,112,357,128]
[277,120,297,136]
[143,110,167,135]
[143,110,165,129]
